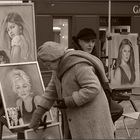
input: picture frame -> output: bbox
[0,2,37,63]
[24,122,63,139]
[0,62,53,129]
[108,33,140,89]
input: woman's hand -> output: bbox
[29,106,47,131]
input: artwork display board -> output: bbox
[0,62,53,129]
[0,3,37,63]
[108,33,140,89]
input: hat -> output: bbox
[38,41,66,61]
[77,28,96,41]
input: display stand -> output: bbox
[112,88,139,111]
[0,114,25,139]
[0,111,51,139]
[107,32,140,112]
[119,89,140,139]
[111,88,140,139]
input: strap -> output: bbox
[54,74,62,99]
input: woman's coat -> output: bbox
[39,51,115,139]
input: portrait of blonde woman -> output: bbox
[0,62,53,129]
[7,69,41,125]
[113,39,136,86]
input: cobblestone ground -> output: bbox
[2,88,140,139]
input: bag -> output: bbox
[111,89,130,101]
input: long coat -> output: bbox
[39,50,115,139]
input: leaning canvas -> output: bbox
[0,62,53,129]
[0,3,37,63]
[24,122,63,139]
[108,33,140,89]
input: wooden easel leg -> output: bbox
[17,132,25,140]
[0,121,3,139]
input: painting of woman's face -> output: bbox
[7,22,21,39]
[121,44,130,63]
[0,4,37,64]
[0,62,53,129]
[13,78,31,99]
[109,33,140,89]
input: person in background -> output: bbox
[72,28,98,57]
[72,28,123,123]
[29,41,115,139]
[113,38,135,85]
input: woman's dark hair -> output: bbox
[6,12,24,32]
[116,38,135,83]
[77,28,97,42]
[0,50,10,63]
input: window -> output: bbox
[53,19,68,48]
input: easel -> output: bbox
[112,87,140,140]
[106,31,140,112]
[0,105,51,139]
[112,88,139,111]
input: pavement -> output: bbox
[1,87,140,139]
[115,87,140,139]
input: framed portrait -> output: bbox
[0,62,53,129]
[108,33,140,89]
[0,3,37,63]
[24,122,63,139]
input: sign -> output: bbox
[133,5,140,14]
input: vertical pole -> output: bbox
[108,0,111,33]
[108,0,111,81]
